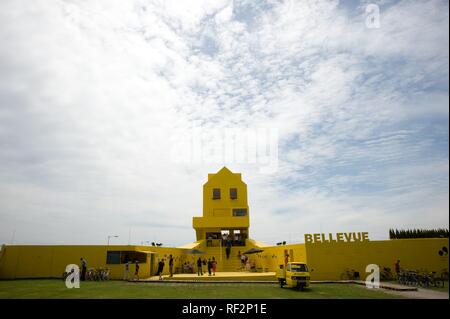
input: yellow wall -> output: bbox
[193,167,250,240]
[1,167,448,281]
[0,238,448,280]
[302,238,449,280]
[255,244,308,272]
[0,245,188,280]
[203,167,249,217]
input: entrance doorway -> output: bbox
[150,254,155,276]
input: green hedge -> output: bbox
[389,228,449,239]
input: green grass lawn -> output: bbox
[0,280,404,299]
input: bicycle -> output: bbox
[85,268,96,281]
[340,268,359,280]
[398,270,419,286]
[380,267,393,281]
[398,269,445,288]
[441,268,449,281]
[428,272,445,288]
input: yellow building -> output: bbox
[0,167,448,280]
[193,167,249,246]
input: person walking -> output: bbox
[124,260,130,281]
[240,254,246,270]
[394,260,401,278]
[168,255,174,277]
[212,257,217,276]
[197,257,203,276]
[80,258,87,281]
[225,239,232,259]
[156,258,165,280]
[134,259,140,281]
[207,258,212,276]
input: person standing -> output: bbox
[394,260,401,277]
[134,259,140,281]
[197,257,203,276]
[169,255,174,277]
[80,258,87,281]
[212,257,217,276]
[207,258,212,276]
[241,254,246,270]
[156,258,165,280]
[245,258,251,271]
[124,260,130,281]
[225,239,232,259]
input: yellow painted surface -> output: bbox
[1,239,448,280]
[0,167,448,281]
[193,216,249,229]
[193,167,249,241]
[0,245,187,280]
[304,238,449,280]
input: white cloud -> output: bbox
[0,0,448,246]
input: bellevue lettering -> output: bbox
[304,232,369,244]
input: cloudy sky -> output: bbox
[0,0,448,246]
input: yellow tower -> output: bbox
[192,167,249,246]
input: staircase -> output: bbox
[201,247,243,272]
[192,240,260,272]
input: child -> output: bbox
[212,257,217,276]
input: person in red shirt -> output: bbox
[394,260,401,277]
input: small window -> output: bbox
[230,188,237,199]
[106,251,121,264]
[106,251,147,264]
[232,208,247,216]
[291,264,308,272]
[213,188,221,200]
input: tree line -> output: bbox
[389,228,449,239]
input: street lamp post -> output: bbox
[107,235,119,246]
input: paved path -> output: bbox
[342,280,448,298]
[350,280,417,291]
[140,272,276,283]
[382,288,449,299]
[134,274,449,298]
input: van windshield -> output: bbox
[291,264,308,272]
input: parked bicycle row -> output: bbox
[339,264,448,287]
[63,267,110,281]
[397,270,446,288]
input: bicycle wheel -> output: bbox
[435,278,444,288]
